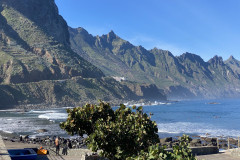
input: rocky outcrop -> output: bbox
[0,0,105,85]
[1,0,70,46]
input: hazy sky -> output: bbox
[55,0,240,61]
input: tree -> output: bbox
[60,101,196,160]
[60,101,114,136]
[60,101,159,159]
[127,135,196,160]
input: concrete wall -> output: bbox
[191,146,219,155]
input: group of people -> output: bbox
[54,136,72,156]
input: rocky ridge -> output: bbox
[70,27,240,99]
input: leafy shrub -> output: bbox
[60,101,196,160]
[127,135,196,160]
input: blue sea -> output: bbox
[0,99,240,138]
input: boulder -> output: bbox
[37,129,48,133]
[191,139,201,144]
[160,137,172,144]
[22,135,29,139]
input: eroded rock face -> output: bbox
[0,0,105,84]
[1,0,70,46]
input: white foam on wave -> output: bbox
[62,107,74,109]
[29,110,58,114]
[0,117,66,136]
[158,122,240,138]
[38,113,68,120]
[2,130,13,134]
[151,102,172,106]
[0,109,22,112]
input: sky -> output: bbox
[55,0,240,61]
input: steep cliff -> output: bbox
[0,0,166,108]
[0,0,104,84]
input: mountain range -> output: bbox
[1,0,240,109]
[0,0,165,108]
[70,27,240,99]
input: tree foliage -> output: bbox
[60,101,114,136]
[60,101,196,160]
[127,135,196,160]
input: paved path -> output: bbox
[0,136,11,160]
[6,138,240,160]
[3,140,98,160]
[197,149,240,160]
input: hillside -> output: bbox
[70,27,240,99]
[0,0,166,108]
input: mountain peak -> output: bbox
[107,30,117,41]
[227,55,236,61]
[178,52,205,64]
[208,55,224,66]
[225,55,240,65]
[150,47,175,58]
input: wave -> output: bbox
[158,122,240,138]
[62,107,74,109]
[151,102,172,106]
[2,130,13,134]
[38,113,68,120]
[0,117,66,136]
[0,109,23,112]
[29,110,58,114]
[124,101,172,107]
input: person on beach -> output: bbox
[55,137,60,155]
[19,136,23,142]
[62,139,68,155]
[68,139,72,149]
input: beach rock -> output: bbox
[229,138,238,145]
[190,139,202,147]
[37,129,48,133]
[22,135,29,139]
[211,138,217,143]
[166,142,172,148]
[204,137,217,143]
[219,143,228,149]
[160,137,172,144]
[202,142,207,146]
[191,139,201,144]
[207,142,217,147]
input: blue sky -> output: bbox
[55,0,240,61]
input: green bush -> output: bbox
[127,135,196,160]
[60,101,196,160]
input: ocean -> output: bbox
[0,99,240,139]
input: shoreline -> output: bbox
[0,99,173,111]
[1,132,239,150]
